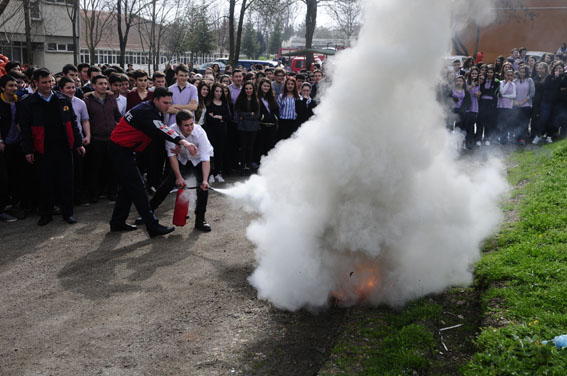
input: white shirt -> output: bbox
[165,123,214,167]
[116,94,127,115]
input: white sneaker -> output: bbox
[215,174,225,183]
[546,136,553,143]
[485,140,491,146]
[532,136,541,144]
[208,175,215,184]
[476,141,481,147]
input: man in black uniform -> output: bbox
[20,68,85,226]
[109,87,198,238]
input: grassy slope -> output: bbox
[464,142,567,375]
[321,141,567,375]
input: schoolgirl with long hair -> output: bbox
[512,65,535,144]
[195,82,210,126]
[531,61,549,143]
[496,69,516,143]
[235,81,260,171]
[256,78,279,161]
[277,77,299,141]
[450,75,472,148]
[205,83,232,182]
[477,65,499,145]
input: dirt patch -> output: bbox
[0,176,346,376]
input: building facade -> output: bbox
[0,0,78,71]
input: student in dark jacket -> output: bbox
[235,81,260,172]
[205,83,231,182]
[477,66,499,145]
[256,78,279,163]
[20,68,85,226]
[530,62,549,144]
[84,75,122,202]
[296,82,318,126]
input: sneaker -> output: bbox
[208,175,215,184]
[532,136,541,144]
[485,140,491,146]
[476,141,482,147]
[546,136,553,143]
[215,174,225,183]
[0,212,17,222]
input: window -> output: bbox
[30,2,41,20]
[57,44,66,51]
[67,44,74,51]
[48,43,56,51]
[32,42,44,51]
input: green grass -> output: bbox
[320,290,478,375]
[463,141,567,375]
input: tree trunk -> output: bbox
[72,0,79,65]
[23,0,33,64]
[233,0,247,65]
[305,0,317,70]
[117,0,124,67]
[473,25,481,62]
[228,0,235,66]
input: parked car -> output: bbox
[197,61,226,75]
[442,55,467,69]
[214,59,278,71]
[526,51,553,61]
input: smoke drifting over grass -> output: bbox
[227,0,507,311]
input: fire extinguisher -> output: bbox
[172,186,189,227]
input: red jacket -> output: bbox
[111,101,181,152]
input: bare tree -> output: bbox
[325,0,360,43]
[227,0,291,66]
[138,0,174,71]
[82,0,114,64]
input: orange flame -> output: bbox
[331,261,382,306]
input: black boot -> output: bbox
[147,223,175,238]
[195,217,211,232]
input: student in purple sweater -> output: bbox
[512,66,535,145]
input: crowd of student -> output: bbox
[441,47,567,149]
[0,59,322,224]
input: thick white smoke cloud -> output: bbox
[226,0,508,311]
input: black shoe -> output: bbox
[147,224,175,238]
[134,216,144,225]
[38,216,53,226]
[195,219,211,232]
[110,222,137,232]
[63,215,77,224]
